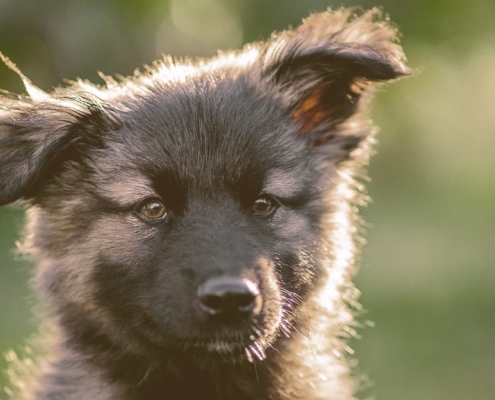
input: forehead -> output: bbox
[102,78,307,187]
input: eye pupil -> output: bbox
[252,197,274,215]
[140,200,166,220]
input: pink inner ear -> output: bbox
[290,88,330,135]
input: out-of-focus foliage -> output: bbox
[0,1,494,398]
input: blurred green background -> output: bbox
[0,0,494,399]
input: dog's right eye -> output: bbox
[252,196,277,216]
[138,199,167,220]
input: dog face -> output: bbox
[0,9,408,364]
[46,80,324,360]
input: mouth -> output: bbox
[206,339,269,363]
[180,330,272,363]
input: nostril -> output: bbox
[236,293,256,311]
[197,276,261,320]
[200,294,224,314]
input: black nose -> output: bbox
[197,277,261,321]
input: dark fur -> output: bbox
[0,8,409,400]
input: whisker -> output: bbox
[136,365,152,387]
[244,347,254,363]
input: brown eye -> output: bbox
[139,199,167,220]
[252,196,276,216]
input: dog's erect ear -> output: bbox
[260,8,410,155]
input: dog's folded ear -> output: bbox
[0,91,116,205]
[0,96,79,204]
[260,8,410,157]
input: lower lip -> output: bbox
[206,341,241,353]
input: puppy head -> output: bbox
[0,9,408,363]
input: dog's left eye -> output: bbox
[139,199,167,220]
[252,196,277,216]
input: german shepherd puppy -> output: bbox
[0,8,409,400]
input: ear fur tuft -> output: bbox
[0,52,50,101]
